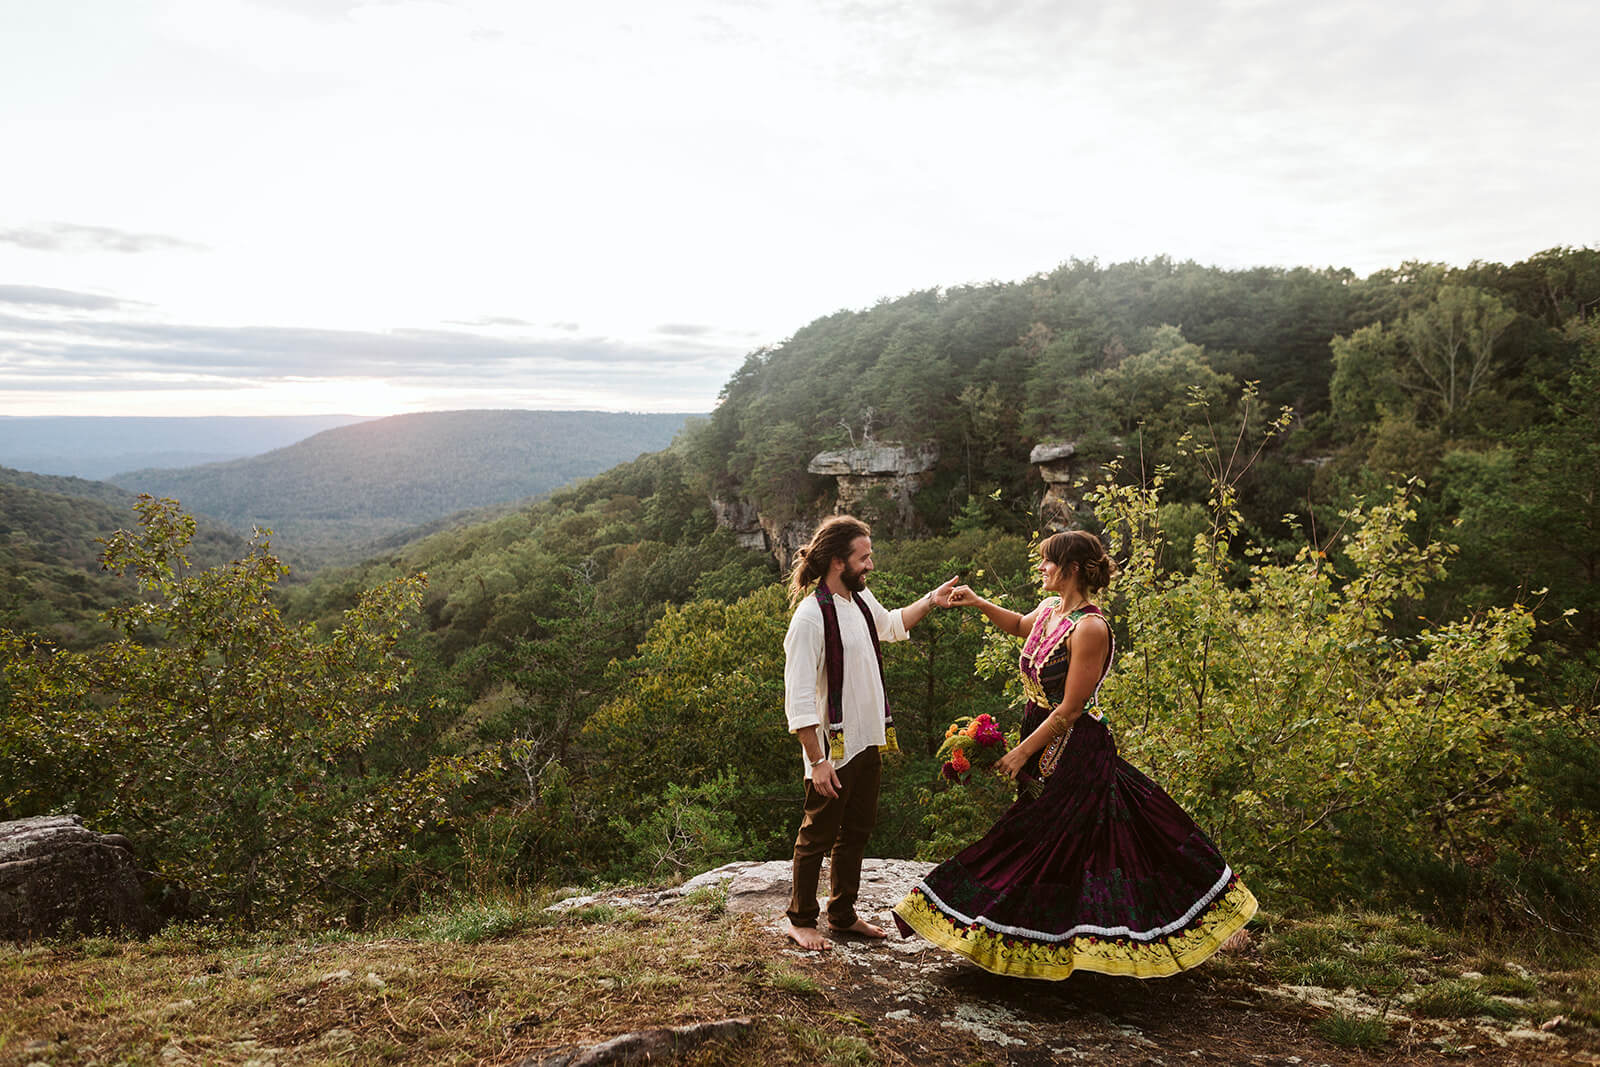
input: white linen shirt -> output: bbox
[783,585,910,776]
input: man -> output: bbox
[781,514,955,951]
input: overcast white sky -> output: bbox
[2,0,1596,417]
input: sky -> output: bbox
[2,0,1597,418]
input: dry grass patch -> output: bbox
[0,904,873,1066]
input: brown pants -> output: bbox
[786,746,881,929]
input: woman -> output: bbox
[892,530,1256,979]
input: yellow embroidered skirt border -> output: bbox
[892,880,1259,980]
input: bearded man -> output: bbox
[781,514,955,951]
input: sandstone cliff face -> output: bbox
[708,496,766,552]
[712,439,1097,566]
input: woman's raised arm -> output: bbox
[947,585,1046,638]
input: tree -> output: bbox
[0,497,489,925]
[1445,318,1600,666]
[1329,322,1410,430]
[1397,284,1518,423]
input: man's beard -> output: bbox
[840,564,869,592]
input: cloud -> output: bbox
[0,222,207,255]
[444,315,533,327]
[654,323,716,336]
[0,285,132,311]
[0,307,749,396]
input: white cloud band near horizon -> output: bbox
[2,0,1597,416]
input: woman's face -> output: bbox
[1038,554,1071,593]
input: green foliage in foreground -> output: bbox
[1056,398,1598,927]
[0,497,496,925]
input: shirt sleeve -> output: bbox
[783,610,824,733]
[864,587,911,643]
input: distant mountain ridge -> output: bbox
[109,410,700,567]
[0,415,373,480]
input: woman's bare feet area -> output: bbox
[785,921,832,951]
[830,917,887,939]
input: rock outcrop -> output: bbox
[1029,440,1081,531]
[807,442,938,531]
[709,495,813,571]
[708,496,766,552]
[545,857,935,935]
[0,815,159,940]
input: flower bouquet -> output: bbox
[934,713,1043,800]
[936,714,1008,782]
[917,714,1028,860]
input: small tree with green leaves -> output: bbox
[0,496,490,925]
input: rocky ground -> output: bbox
[553,859,1600,1066]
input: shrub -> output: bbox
[0,497,495,925]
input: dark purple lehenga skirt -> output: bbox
[893,711,1256,979]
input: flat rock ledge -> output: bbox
[545,858,933,936]
[0,814,158,941]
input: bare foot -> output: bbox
[785,922,831,951]
[1220,928,1253,953]
[829,917,887,939]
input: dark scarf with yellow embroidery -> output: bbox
[815,581,899,760]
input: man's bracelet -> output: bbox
[809,754,832,768]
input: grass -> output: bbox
[1314,1011,1389,1049]
[765,963,822,996]
[1410,980,1524,1021]
[0,899,868,1066]
[1263,911,1419,996]
[682,884,730,918]
[1254,907,1600,1040]
[4,899,1597,1065]
[392,899,550,944]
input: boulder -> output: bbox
[0,815,159,940]
[523,1017,755,1067]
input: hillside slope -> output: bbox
[0,467,248,645]
[111,410,699,566]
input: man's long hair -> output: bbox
[787,515,871,608]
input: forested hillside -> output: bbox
[111,410,698,567]
[0,467,248,645]
[4,250,1598,942]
